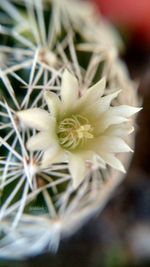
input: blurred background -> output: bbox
[1,0,150,266]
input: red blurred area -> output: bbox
[92,0,150,45]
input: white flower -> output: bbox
[17,69,141,188]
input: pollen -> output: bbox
[57,115,94,150]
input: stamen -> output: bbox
[57,115,94,150]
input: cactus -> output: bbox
[0,0,140,258]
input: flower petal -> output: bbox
[87,77,106,99]
[94,112,128,134]
[42,146,65,167]
[73,148,94,158]
[99,153,126,173]
[104,124,134,137]
[80,90,121,119]
[98,90,121,113]
[109,106,142,118]
[61,69,78,108]
[68,154,87,189]
[44,91,61,117]
[26,131,57,151]
[95,136,133,153]
[75,77,106,113]
[17,108,52,131]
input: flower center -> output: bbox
[57,115,94,150]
